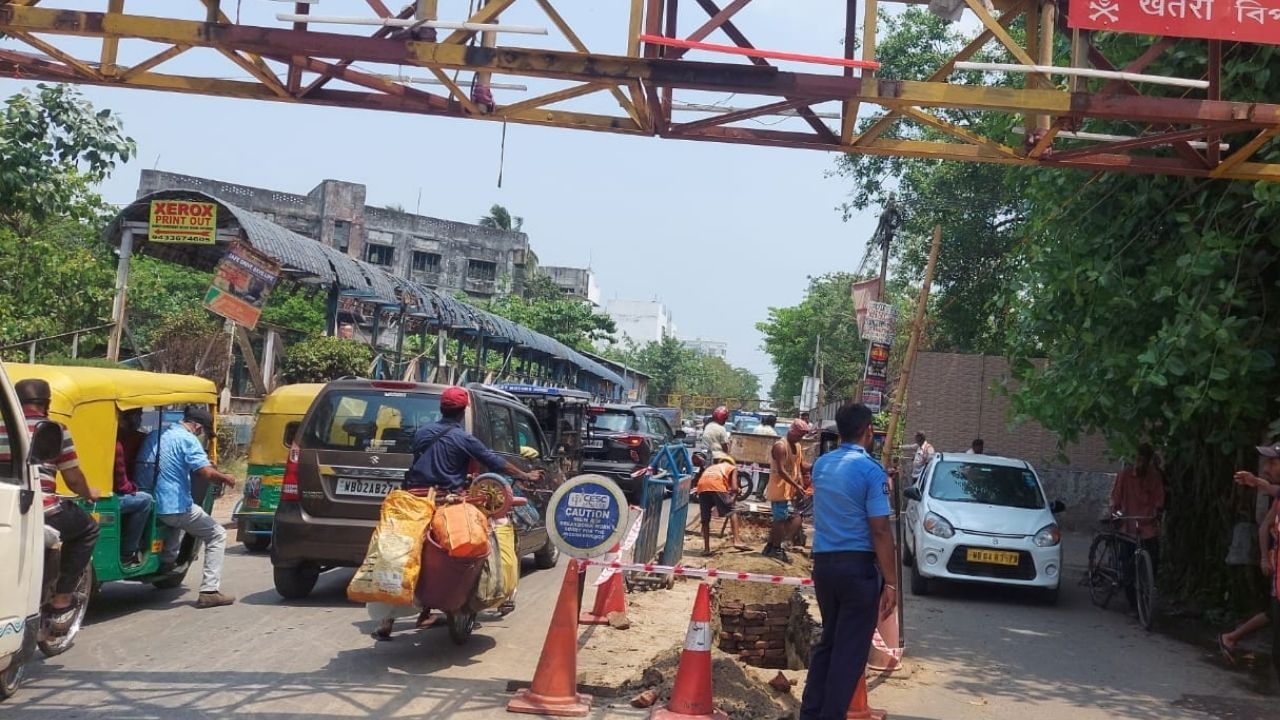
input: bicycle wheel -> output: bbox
[1087,534,1117,609]
[1134,549,1158,631]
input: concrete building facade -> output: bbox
[606,299,676,345]
[683,338,728,359]
[542,265,601,305]
[137,170,538,299]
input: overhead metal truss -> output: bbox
[1,0,1279,181]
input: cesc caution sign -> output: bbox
[149,200,218,244]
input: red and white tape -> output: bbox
[872,630,904,660]
[595,508,645,587]
[580,558,815,588]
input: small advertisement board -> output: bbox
[149,200,218,244]
[546,475,628,559]
[202,242,281,330]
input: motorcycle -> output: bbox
[37,524,93,658]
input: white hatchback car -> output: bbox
[903,453,1065,603]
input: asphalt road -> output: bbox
[2,533,1274,719]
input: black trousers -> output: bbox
[800,552,882,720]
[45,500,100,595]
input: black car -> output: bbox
[582,403,678,499]
[270,380,562,600]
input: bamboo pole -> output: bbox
[881,224,941,469]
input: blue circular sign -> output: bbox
[547,474,627,559]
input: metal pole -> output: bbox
[107,228,134,362]
[261,328,278,393]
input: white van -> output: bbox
[0,364,61,700]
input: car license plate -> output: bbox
[335,477,396,497]
[966,548,1019,566]
[585,439,604,449]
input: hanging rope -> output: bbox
[497,122,507,188]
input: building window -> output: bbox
[366,244,394,266]
[467,259,497,282]
[334,220,351,252]
[412,251,441,273]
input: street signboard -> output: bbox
[862,302,898,345]
[148,200,218,244]
[202,242,280,330]
[1068,0,1280,46]
[546,474,628,558]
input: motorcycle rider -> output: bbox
[702,406,732,458]
[15,379,100,627]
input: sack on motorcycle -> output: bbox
[430,502,491,559]
[468,523,519,611]
[348,489,436,605]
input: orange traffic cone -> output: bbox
[845,675,888,720]
[581,542,627,625]
[650,583,728,720]
[507,559,592,717]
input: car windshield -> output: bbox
[927,460,1045,510]
[304,389,442,454]
[593,411,636,432]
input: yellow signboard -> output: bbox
[148,200,218,244]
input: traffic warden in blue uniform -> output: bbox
[800,402,898,719]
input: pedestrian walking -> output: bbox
[800,402,898,720]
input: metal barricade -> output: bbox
[627,443,695,590]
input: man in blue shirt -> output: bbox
[801,402,898,720]
[404,386,544,493]
[134,406,238,608]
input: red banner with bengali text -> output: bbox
[1068,0,1280,46]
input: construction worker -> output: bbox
[694,452,749,556]
[763,419,811,561]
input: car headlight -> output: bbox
[923,512,955,539]
[1033,523,1062,547]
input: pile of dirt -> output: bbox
[577,578,701,691]
[624,646,801,720]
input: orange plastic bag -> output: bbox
[348,489,436,604]
[430,502,491,559]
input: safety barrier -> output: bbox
[631,443,695,588]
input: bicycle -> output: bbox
[1086,514,1159,630]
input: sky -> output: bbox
[1,0,890,389]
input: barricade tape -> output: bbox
[595,508,645,586]
[579,558,815,588]
[872,630,904,660]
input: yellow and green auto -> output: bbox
[4,363,219,589]
[233,383,323,551]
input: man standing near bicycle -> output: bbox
[1110,443,1165,566]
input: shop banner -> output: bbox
[149,200,218,244]
[203,242,280,330]
[1068,0,1280,46]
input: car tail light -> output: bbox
[616,435,646,448]
[281,443,301,502]
[588,406,606,415]
[371,380,417,390]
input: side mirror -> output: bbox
[1050,500,1066,514]
[30,421,64,463]
[903,486,923,502]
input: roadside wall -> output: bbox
[903,353,1119,530]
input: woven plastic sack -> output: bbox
[468,524,519,611]
[431,502,491,559]
[348,489,436,604]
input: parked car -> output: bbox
[903,452,1065,603]
[270,380,563,600]
[582,403,678,500]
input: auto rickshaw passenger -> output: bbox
[134,405,239,608]
[113,409,154,567]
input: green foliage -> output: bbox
[605,336,761,405]
[479,273,616,350]
[756,272,867,406]
[282,336,372,383]
[833,9,1024,354]
[260,289,327,335]
[0,84,134,232]
[478,203,523,232]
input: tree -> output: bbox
[757,272,869,406]
[478,272,615,350]
[282,336,373,383]
[478,203,523,232]
[0,84,134,232]
[832,10,1025,354]
[605,336,762,407]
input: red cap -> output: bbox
[441,386,469,411]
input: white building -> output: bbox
[683,338,728,359]
[606,299,676,345]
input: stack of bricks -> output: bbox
[717,600,792,669]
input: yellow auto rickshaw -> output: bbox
[233,383,323,552]
[4,363,219,590]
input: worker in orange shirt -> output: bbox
[695,453,749,556]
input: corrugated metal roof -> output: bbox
[108,190,625,386]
